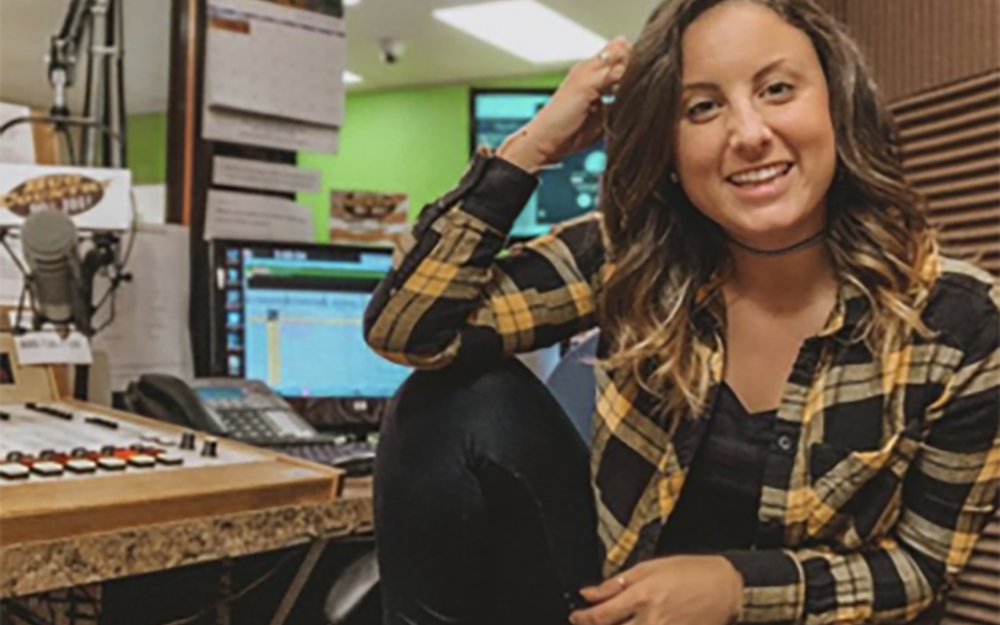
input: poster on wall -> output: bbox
[329,190,408,247]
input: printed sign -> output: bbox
[329,190,408,247]
[0,164,132,230]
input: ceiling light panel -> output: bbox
[433,1,607,64]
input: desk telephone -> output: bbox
[122,375,377,475]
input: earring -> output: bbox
[670,171,679,184]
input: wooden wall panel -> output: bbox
[890,70,1000,276]
[941,512,1000,625]
[891,69,1000,624]
[816,0,1000,102]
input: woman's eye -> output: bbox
[764,82,794,98]
[686,101,718,119]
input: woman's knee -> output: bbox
[385,358,568,441]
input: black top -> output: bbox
[657,383,777,555]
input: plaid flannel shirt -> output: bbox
[364,153,1000,624]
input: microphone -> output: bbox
[20,209,89,332]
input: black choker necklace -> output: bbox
[728,229,826,257]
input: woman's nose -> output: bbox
[727,104,774,156]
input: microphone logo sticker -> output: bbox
[0,174,110,217]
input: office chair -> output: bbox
[322,548,380,625]
[545,331,600,445]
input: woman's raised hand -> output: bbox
[496,36,632,173]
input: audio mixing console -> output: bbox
[0,401,263,481]
[0,335,342,547]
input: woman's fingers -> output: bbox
[579,574,629,604]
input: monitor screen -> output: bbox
[470,88,606,239]
[213,241,411,400]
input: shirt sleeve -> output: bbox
[722,316,1000,624]
[363,151,606,370]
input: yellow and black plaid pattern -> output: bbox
[364,154,1000,625]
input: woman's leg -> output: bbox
[375,358,602,625]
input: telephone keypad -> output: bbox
[191,379,325,442]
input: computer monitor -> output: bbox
[470,88,606,240]
[209,240,412,429]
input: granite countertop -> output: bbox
[0,479,373,599]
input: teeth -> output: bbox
[730,164,789,185]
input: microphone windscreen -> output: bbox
[21,210,80,324]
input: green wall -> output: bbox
[127,112,169,185]
[297,72,565,239]
[124,72,566,239]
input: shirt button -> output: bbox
[777,435,793,452]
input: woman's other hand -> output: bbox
[569,555,744,625]
[496,36,632,173]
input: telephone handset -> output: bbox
[123,374,322,443]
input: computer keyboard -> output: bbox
[265,439,376,477]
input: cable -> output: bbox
[0,116,121,167]
[86,189,138,336]
[0,229,37,335]
[59,124,78,165]
[153,547,305,625]
[0,229,28,276]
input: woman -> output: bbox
[364,0,1000,624]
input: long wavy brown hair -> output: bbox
[599,0,937,426]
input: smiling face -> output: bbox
[673,0,837,250]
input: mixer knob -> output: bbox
[97,457,126,471]
[156,452,184,466]
[0,463,29,480]
[5,451,23,462]
[71,447,89,458]
[39,449,56,460]
[180,431,197,450]
[201,437,218,458]
[66,459,97,473]
[31,461,64,477]
[100,445,117,456]
[128,454,156,468]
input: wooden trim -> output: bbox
[183,0,197,226]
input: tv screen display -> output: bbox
[470,89,606,239]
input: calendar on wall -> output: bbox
[205,0,346,128]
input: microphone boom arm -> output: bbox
[42,0,125,167]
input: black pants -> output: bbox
[374,358,603,625]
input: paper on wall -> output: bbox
[205,0,346,127]
[213,156,321,193]
[0,103,36,165]
[205,189,314,242]
[90,223,194,391]
[202,104,340,154]
[132,184,167,225]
